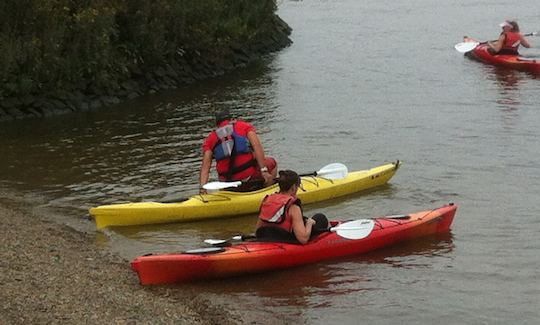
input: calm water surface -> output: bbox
[1,0,540,324]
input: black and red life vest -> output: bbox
[500,31,521,54]
[212,122,255,181]
[258,193,302,233]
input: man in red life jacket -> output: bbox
[256,170,328,244]
[488,20,531,55]
[199,109,277,194]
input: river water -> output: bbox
[1,0,540,324]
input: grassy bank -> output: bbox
[0,0,291,120]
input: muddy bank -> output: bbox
[0,196,244,324]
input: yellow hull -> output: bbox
[90,161,400,229]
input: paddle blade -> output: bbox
[204,234,254,246]
[331,219,374,240]
[202,180,242,190]
[455,41,479,53]
[316,163,348,180]
[204,239,227,245]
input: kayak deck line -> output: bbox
[191,193,233,203]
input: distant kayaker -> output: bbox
[256,170,329,244]
[199,109,277,194]
[488,20,530,55]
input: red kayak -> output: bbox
[462,37,540,73]
[131,204,457,285]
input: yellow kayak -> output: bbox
[90,161,400,230]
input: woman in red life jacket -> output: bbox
[488,20,530,55]
[256,170,329,244]
[199,109,278,194]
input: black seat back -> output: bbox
[255,227,300,244]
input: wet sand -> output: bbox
[0,197,242,324]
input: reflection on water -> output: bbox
[490,67,521,108]
[476,65,540,131]
[191,234,454,295]
[358,232,454,266]
[114,214,257,241]
[112,213,258,255]
[2,0,540,323]
[0,60,280,214]
[178,233,454,312]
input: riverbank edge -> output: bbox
[0,198,244,324]
[0,16,292,122]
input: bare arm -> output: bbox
[199,150,213,194]
[521,34,531,48]
[290,205,315,244]
[247,130,266,169]
[246,130,273,185]
[488,34,505,53]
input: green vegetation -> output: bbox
[0,0,289,108]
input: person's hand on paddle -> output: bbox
[261,169,274,187]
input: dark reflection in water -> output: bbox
[172,233,455,323]
[358,232,454,266]
[0,60,280,214]
[2,0,540,323]
[487,67,523,109]
[481,66,540,132]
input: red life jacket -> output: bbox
[258,193,302,233]
[212,121,256,181]
[501,32,521,54]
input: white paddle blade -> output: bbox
[202,181,242,190]
[317,163,348,180]
[204,239,227,245]
[204,235,248,245]
[454,41,479,53]
[331,219,375,240]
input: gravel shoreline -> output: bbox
[0,198,243,324]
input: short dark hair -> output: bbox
[277,170,300,192]
[215,109,231,125]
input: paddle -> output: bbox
[454,31,539,53]
[202,162,349,191]
[204,219,375,246]
[330,219,375,240]
[454,41,480,53]
[159,162,348,202]
[204,235,255,246]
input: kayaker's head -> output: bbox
[277,170,301,194]
[499,20,519,32]
[508,21,519,32]
[215,109,231,125]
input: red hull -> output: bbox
[464,38,540,73]
[131,204,457,285]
